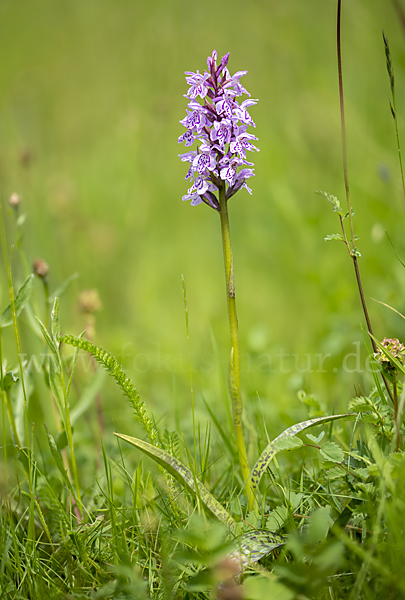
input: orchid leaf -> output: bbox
[114,433,236,528]
[229,530,285,568]
[249,414,354,491]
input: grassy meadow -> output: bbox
[1,0,405,598]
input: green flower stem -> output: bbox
[218,183,253,508]
[393,375,400,452]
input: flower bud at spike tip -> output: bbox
[178,51,258,209]
[78,289,102,314]
[33,258,49,279]
[9,193,20,208]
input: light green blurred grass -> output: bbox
[1,0,405,436]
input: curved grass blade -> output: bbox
[230,530,285,568]
[0,274,34,328]
[249,414,353,492]
[114,432,236,528]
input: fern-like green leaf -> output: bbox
[114,433,236,528]
[61,335,159,446]
[249,414,354,491]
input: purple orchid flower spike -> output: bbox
[178,51,258,210]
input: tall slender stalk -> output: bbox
[218,182,253,507]
[336,0,393,402]
[382,31,405,209]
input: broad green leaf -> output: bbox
[114,433,235,528]
[44,424,76,500]
[243,575,294,600]
[320,441,344,463]
[229,530,285,567]
[1,371,19,392]
[0,274,34,328]
[249,414,353,492]
[51,297,60,346]
[274,436,303,451]
[266,506,289,532]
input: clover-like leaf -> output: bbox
[319,441,344,463]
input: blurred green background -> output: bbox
[1,0,405,440]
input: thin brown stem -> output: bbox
[337,0,355,249]
[337,0,393,403]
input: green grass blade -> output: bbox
[49,358,65,424]
[70,368,106,425]
[48,272,78,303]
[44,423,77,502]
[0,274,34,328]
[249,414,354,492]
[202,396,237,459]
[114,432,236,528]
[36,316,61,370]
[51,297,60,345]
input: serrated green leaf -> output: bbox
[320,441,344,463]
[249,414,354,492]
[323,465,346,479]
[274,436,303,451]
[324,233,345,242]
[51,297,60,346]
[114,433,235,528]
[348,397,373,412]
[1,274,34,328]
[229,530,285,567]
[44,423,76,500]
[307,431,325,444]
[316,190,340,209]
[266,506,289,532]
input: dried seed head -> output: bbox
[33,258,49,279]
[78,289,102,314]
[9,193,20,208]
